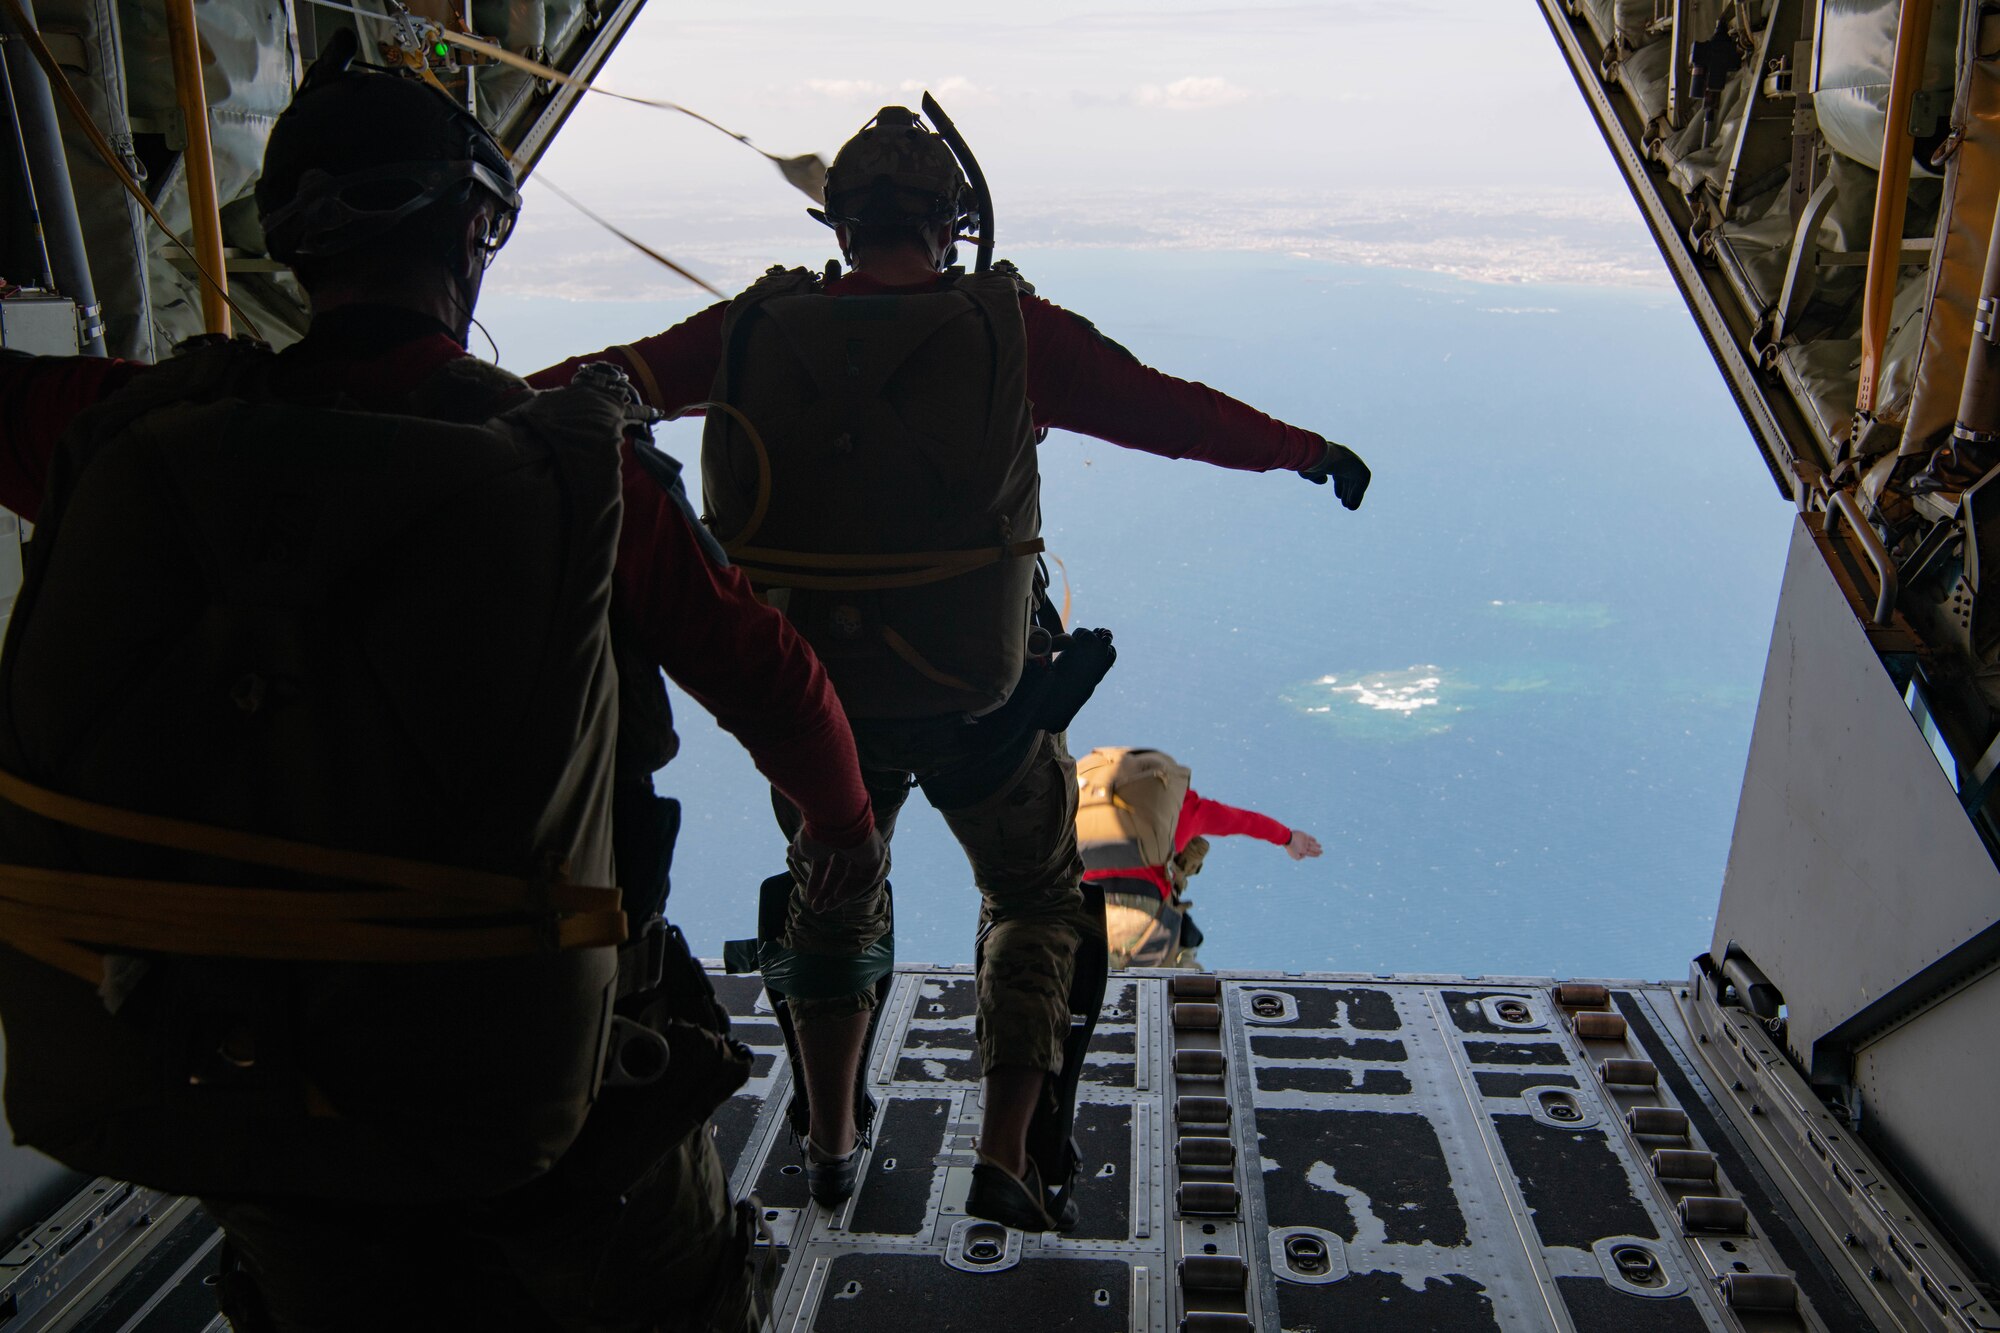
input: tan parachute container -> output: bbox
[1075,747,1192,872]
[701,265,1044,718]
[1103,891,1183,969]
[0,345,631,1204]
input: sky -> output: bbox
[485,2,1665,308]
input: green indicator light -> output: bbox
[434,41,448,57]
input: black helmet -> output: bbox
[817,106,972,232]
[256,28,521,265]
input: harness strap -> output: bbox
[730,539,1046,571]
[613,344,668,412]
[680,398,779,550]
[881,627,974,692]
[0,766,617,913]
[733,538,1045,593]
[0,767,626,986]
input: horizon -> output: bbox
[485,6,1663,307]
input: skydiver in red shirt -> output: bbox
[531,102,1369,1232]
[0,34,882,1328]
[1084,779,1325,970]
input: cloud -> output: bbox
[804,78,887,99]
[899,75,993,105]
[1133,76,1254,111]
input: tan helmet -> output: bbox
[817,106,972,231]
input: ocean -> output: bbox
[481,247,1790,982]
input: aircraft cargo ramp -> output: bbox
[0,966,1988,1333]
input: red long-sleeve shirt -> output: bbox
[1084,789,1292,898]
[0,318,873,849]
[528,271,1325,472]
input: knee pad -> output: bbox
[722,874,897,1148]
[723,873,895,1003]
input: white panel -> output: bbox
[1857,965,2000,1275]
[1714,517,2000,1059]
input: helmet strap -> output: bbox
[438,206,487,345]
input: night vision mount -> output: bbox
[920,93,994,274]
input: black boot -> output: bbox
[966,1156,1061,1232]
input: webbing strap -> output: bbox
[731,539,1046,570]
[686,398,775,550]
[614,344,668,411]
[881,627,974,692]
[733,538,1045,593]
[0,871,623,962]
[0,766,616,914]
[0,766,626,985]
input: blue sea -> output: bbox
[482,249,1791,982]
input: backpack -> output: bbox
[1075,747,1192,871]
[0,340,631,1202]
[701,265,1043,718]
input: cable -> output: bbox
[301,0,771,298]
[297,0,825,202]
[532,176,724,297]
[468,312,499,363]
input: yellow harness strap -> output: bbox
[732,538,1047,593]
[691,394,1049,591]
[0,767,625,987]
[614,344,669,411]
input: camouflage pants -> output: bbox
[205,1120,770,1332]
[773,723,1087,1075]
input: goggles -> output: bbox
[263,158,521,262]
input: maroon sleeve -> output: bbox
[612,446,873,849]
[1021,295,1323,472]
[0,354,144,521]
[527,302,730,411]
[1179,790,1292,848]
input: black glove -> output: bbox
[1040,627,1115,734]
[1300,438,1370,511]
[790,826,889,912]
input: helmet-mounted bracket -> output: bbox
[920,93,994,274]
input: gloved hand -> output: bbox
[1299,438,1370,511]
[791,825,889,912]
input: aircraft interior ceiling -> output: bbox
[2,0,636,362]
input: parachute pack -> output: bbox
[0,341,635,1203]
[701,264,1044,719]
[1074,747,1192,872]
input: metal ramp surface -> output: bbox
[1,966,1969,1331]
[715,966,1882,1333]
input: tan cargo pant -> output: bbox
[205,1121,769,1332]
[773,724,1087,1075]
